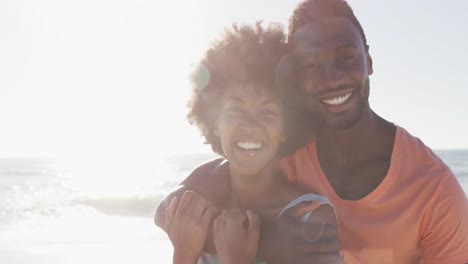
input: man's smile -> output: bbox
[322,92,352,106]
[311,87,357,114]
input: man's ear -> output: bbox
[366,47,373,75]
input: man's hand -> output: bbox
[213,209,260,264]
[258,201,342,264]
[165,191,219,264]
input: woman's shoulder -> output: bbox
[257,179,308,216]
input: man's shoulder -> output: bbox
[395,126,453,178]
[179,157,231,202]
[192,157,229,174]
[396,126,445,163]
[181,157,230,185]
[283,139,316,159]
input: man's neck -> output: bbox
[314,106,397,200]
[315,107,395,167]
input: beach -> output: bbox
[0,150,466,264]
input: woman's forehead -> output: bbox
[223,82,277,99]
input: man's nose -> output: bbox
[301,64,344,94]
[320,64,344,91]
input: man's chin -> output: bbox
[319,109,363,130]
[317,97,368,131]
[327,119,359,130]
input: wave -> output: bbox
[73,194,164,218]
[0,191,166,227]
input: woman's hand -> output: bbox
[165,191,219,264]
[213,209,260,264]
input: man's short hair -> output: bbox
[288,0,368,50]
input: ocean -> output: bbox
[0,150,466,264]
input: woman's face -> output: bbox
[215,82,286,176]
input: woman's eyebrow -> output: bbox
[224,96,244,105]
[258,98,280,107]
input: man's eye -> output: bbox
[338,55,354,64]
[262,110,275,115]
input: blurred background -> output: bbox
[0,0,467,263]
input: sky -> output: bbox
[0,0,467,162]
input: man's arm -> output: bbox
[154,184,185,229]
[154,158,231,253]
[155,157,342,263]
[257,202,342,264]
[420,170,468,264]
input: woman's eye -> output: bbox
[303,64,319,72]
[225,107,243,116]
[261,110,279,117]
[225,105,240,112]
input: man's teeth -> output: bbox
[322,92,352,105]
[236,141,262,150]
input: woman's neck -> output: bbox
[228,161,282,210]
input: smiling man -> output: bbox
[274,1,468,262]
[155,0,468,263]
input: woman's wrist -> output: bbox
[256,231,271,261]
[173,249,199,264]
[220,254,256,264]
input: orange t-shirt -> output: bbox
[281,126,468,264]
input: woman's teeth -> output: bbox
[322,92,352,105]
[236,141,262,150]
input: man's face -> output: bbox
[293,17,373,130]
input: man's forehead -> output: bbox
[293,17,363,51]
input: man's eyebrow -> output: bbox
[260,99,279,107]
[336,43,358,50]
